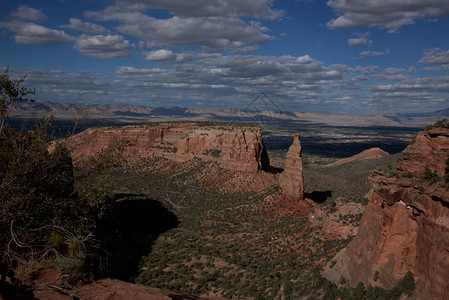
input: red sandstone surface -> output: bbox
[325,127,449,299]
[399,127,449,176]
[10,269,227,300]
[279,134,304,200]
[62,122,270,173]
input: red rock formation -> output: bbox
[279,134,304,200]
[326,147,389,167]
[325,128,449,299]
[220,129,270,172]
[64,122,269,173]
[23,269,226,300]
[399,128,449,176]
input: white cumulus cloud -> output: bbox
[360,49,390,57]
[145,49,177,61]
[73,34,134,60]
[85,3,273,52]
[327,0,449,32]
[348,37,371,47]
[419,48,449,71]
[14,23,74,44]
[419,48,449,65]
[115,0,283,20]
[11,5,47,22]
[61,18,110,34]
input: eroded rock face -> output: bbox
[64,122,269,173]
[325,128,449,299]
[220,129,270,173]
[399,128,449,176]
[279,134,304,200]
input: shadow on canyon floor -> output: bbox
[266,165,283,174]
[305,190,333,204]
[94,193,179,281]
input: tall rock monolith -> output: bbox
[280,134,304,200]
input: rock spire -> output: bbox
[279,134,304,200]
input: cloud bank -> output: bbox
[327,0,449,32]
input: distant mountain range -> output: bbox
[10,101,449,128]
[384,108,449,125]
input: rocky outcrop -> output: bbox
[220,129,270,173]
[325,128,449,299]
[19,269,225,300]
[398,127,449,176]
[64,122,270,173]
[326,147,389,167]
[279,134,304,200]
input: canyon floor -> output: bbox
[83,147,400,299]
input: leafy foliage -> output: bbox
[424,118,449,131]
[0,67,35,134]
[422,163,449,188]
[423,165,440,184]
[0,71,116,284]
[321,271,415,300]
[0,124,115,276]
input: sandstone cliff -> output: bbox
[325,128,449,299]
[64,122,270,173]
[279,134,304,200]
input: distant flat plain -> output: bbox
[11,101,436,158]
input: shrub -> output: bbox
[0,70,114,282]
[49,233,65,252]
[423,165,440,184]
[0,67,35,134]
[424,118,449,131]
[444,159,449,185]
[434,118,449,129]
[399,271,415,296]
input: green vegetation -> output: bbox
[0,67,35,134]
[384,159,399,178]
[423,165,440,184]
[445,158,449,184]
[100,152,392,298]
[304,153,401,201]
[106,160,339,298]
[421,161,449,188]
[0,70,119,283]
[320,271,415,300]
[424,118,449,131]
[203,148,221,158]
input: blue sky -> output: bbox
[1,0,449,115]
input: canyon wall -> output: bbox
[325,128,449,299]
[279,134,304,200]
[64,122,270,173]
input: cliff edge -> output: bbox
[325,128,449,299]
[64,122,270,173]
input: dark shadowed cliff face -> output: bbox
[62,122,270,173]
[326,128,449,299]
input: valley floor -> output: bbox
[100,153,397,299]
